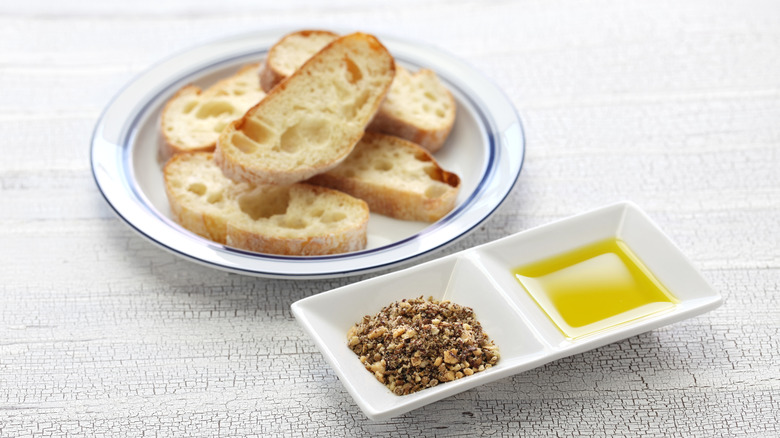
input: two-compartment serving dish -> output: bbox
[292,202,722,420]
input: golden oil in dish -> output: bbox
[512,238,678,339]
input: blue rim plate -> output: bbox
[90,29,525,279]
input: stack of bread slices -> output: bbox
[161,31,460,256]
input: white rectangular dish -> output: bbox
[291,201,722,420]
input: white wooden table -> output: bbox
[2,1,778,435]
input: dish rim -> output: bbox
[291,201,723,419]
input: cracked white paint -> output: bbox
[1,0,779,436]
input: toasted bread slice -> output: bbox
[164,152,237,243]
[164,152,370,255]
[260,30,339,92]
[307,132,460,222]
[160,63,266,159]
[366,65,456,153]
[215,32,395,186]
[259,30,456,152]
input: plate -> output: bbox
[90,29,525,278]
[291,202,723,419]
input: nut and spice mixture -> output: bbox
[347,296,500,396]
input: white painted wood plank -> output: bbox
[1,0,778,435]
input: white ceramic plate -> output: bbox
[90,29,525,279]
[291,202,723,420]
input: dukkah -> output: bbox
[347,296,499,395]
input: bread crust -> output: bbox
[307,132,460,222]
[216,32,396,186]
[164,153,370,256]
[367,107,453,154]
[226,184,368,256]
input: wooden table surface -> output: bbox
[2,1,778,436]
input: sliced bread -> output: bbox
[164,152,370,255]
[160,63,266,159]
[259,30,456,153]
[366,65,456,153]
[260,30,339,92]
[307,132,461,222]
[215,32,396,186]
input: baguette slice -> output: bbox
[215,32,395,186]
[307,132,460,222]
[366,65,456,153]
[259,30,456,152]
[164,152,370,255]
[160,63,266,159]
[260,30,339,92]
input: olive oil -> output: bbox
[513,238,678,339]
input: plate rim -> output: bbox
[90,29,526,279]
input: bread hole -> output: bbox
[196,101,235,119]
[206,191,223,204]
[374,160,393,171]
[344,56,363,84]
[187,183,207,196]
[237,187,290,220]
[311,208,325,217]
[243,118,274,144]
[280,134,298,153]
[424,167,460,188]
[354,90,370,111]
[423,165,445,182]
[182,101,198,114]
[425,183,448,199]
[345,90,371,118]
[435,108,446,118]
[231,132,258,154]
[414,150,433,162]
[280,118,330,154]
[321,211,346,224]
[343,169,356,178]
[213,120,228,133]
[443,171,461,188]
[215,90,229,96]
[233,89,245,96]
[280,217,307,230]
[334,83,350,100]
[424,91,437,101]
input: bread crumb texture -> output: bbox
[308,132,460,222]
[216,32,396,186]
[161,64,266,157]
[164,152,369,255]
[258,29,457,152]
